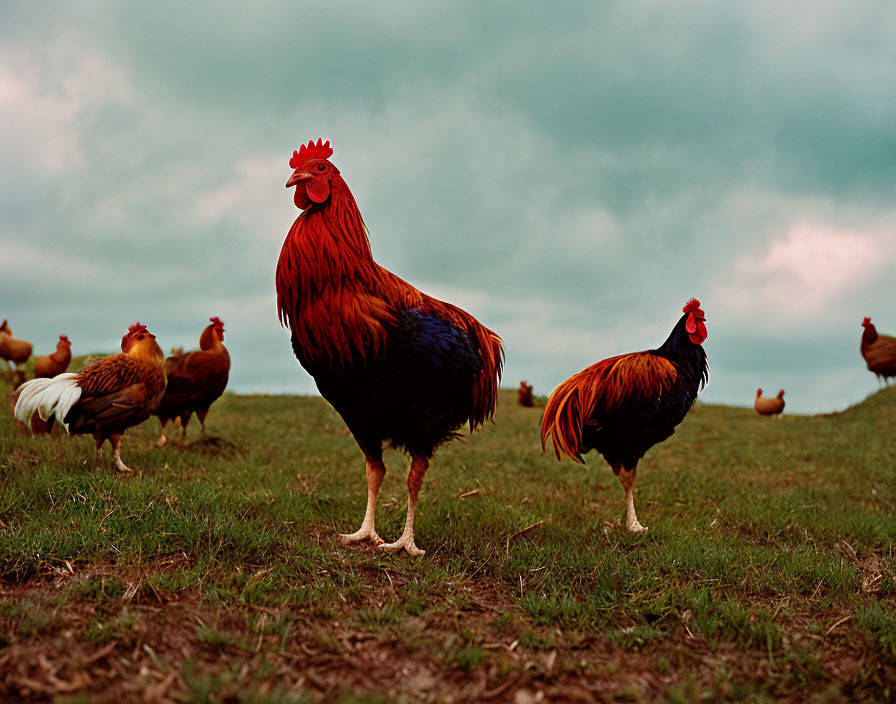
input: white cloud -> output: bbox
[0,32,135,176]
[718,221,893,320]
[190,156,289,233]
[0,240,103,287]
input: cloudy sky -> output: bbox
[2,1,894,413]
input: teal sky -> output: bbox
[2,1,895,413]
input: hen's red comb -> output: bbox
[210,316,224,327]
[128,322,148,335]
[862,316,871,326]
[683,298,702,314]
[289,138,333,169]
[59,335,69,341]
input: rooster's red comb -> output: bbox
[289,138,333,169]
[128,322,148,336]
[683,298,703,314]
[862,316,871,326]
[59,335,69,341]
[210,316,224,328]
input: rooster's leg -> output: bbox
[340,455,386,546]
[109,434,133,473]
[379,454,428,557]
[93,435,105,469]
[616,465,648,533]
[196,409,208,435]
[156,420,169,448]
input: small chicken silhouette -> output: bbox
[860,317,896,384]
[0,320,33,375]
[34,335,72,378]
[754,388,785,417]
[154,317,230,446]
[518,381,534,407]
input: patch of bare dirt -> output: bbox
[0,561,892,703]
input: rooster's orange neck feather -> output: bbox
[276,179,397,368]
[862,323,878,346]
[199,324,225,351]
[127,338,165,366]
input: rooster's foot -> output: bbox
[155,434,167,448]
[339,527,384,546]
[378,534,425,557]
[626,521,648,533]
[111,451,133,473]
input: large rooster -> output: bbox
[154,317,230,446]
[14,323,166,472]
[276,139,503,556]
[541,299,708,532]
[860,317,896,384]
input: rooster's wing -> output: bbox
[542,352,678,463]
[67,355,166,433]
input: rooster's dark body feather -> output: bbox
[298,309,480,457]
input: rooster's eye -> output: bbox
[315,163,326,172]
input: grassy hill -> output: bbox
[0,364,893,703]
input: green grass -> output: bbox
[0,363,894,702]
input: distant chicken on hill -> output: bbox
[14,323,166,472]
[754,388,785,417]
[276,139,503,556]
[35,335,72,378]
[542,299,709,532]
[0,320,33,375]
[860,317,896,384]
[154,317,230,446]
[518,381,535,407]
[27,335,74,434]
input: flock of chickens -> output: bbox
[4,319,230,472]
[3,138,895,556]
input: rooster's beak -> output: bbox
[286,171,312,188]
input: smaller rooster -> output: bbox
[14,323,166,472]
[154,317,230,446]
[754,388,785,417]
[0,320,33,375]
[541,298,708,532]
[860,317,896,384]
[518,381,535,407]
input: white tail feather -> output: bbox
[14,378,54,416]
[14,373,81,432]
